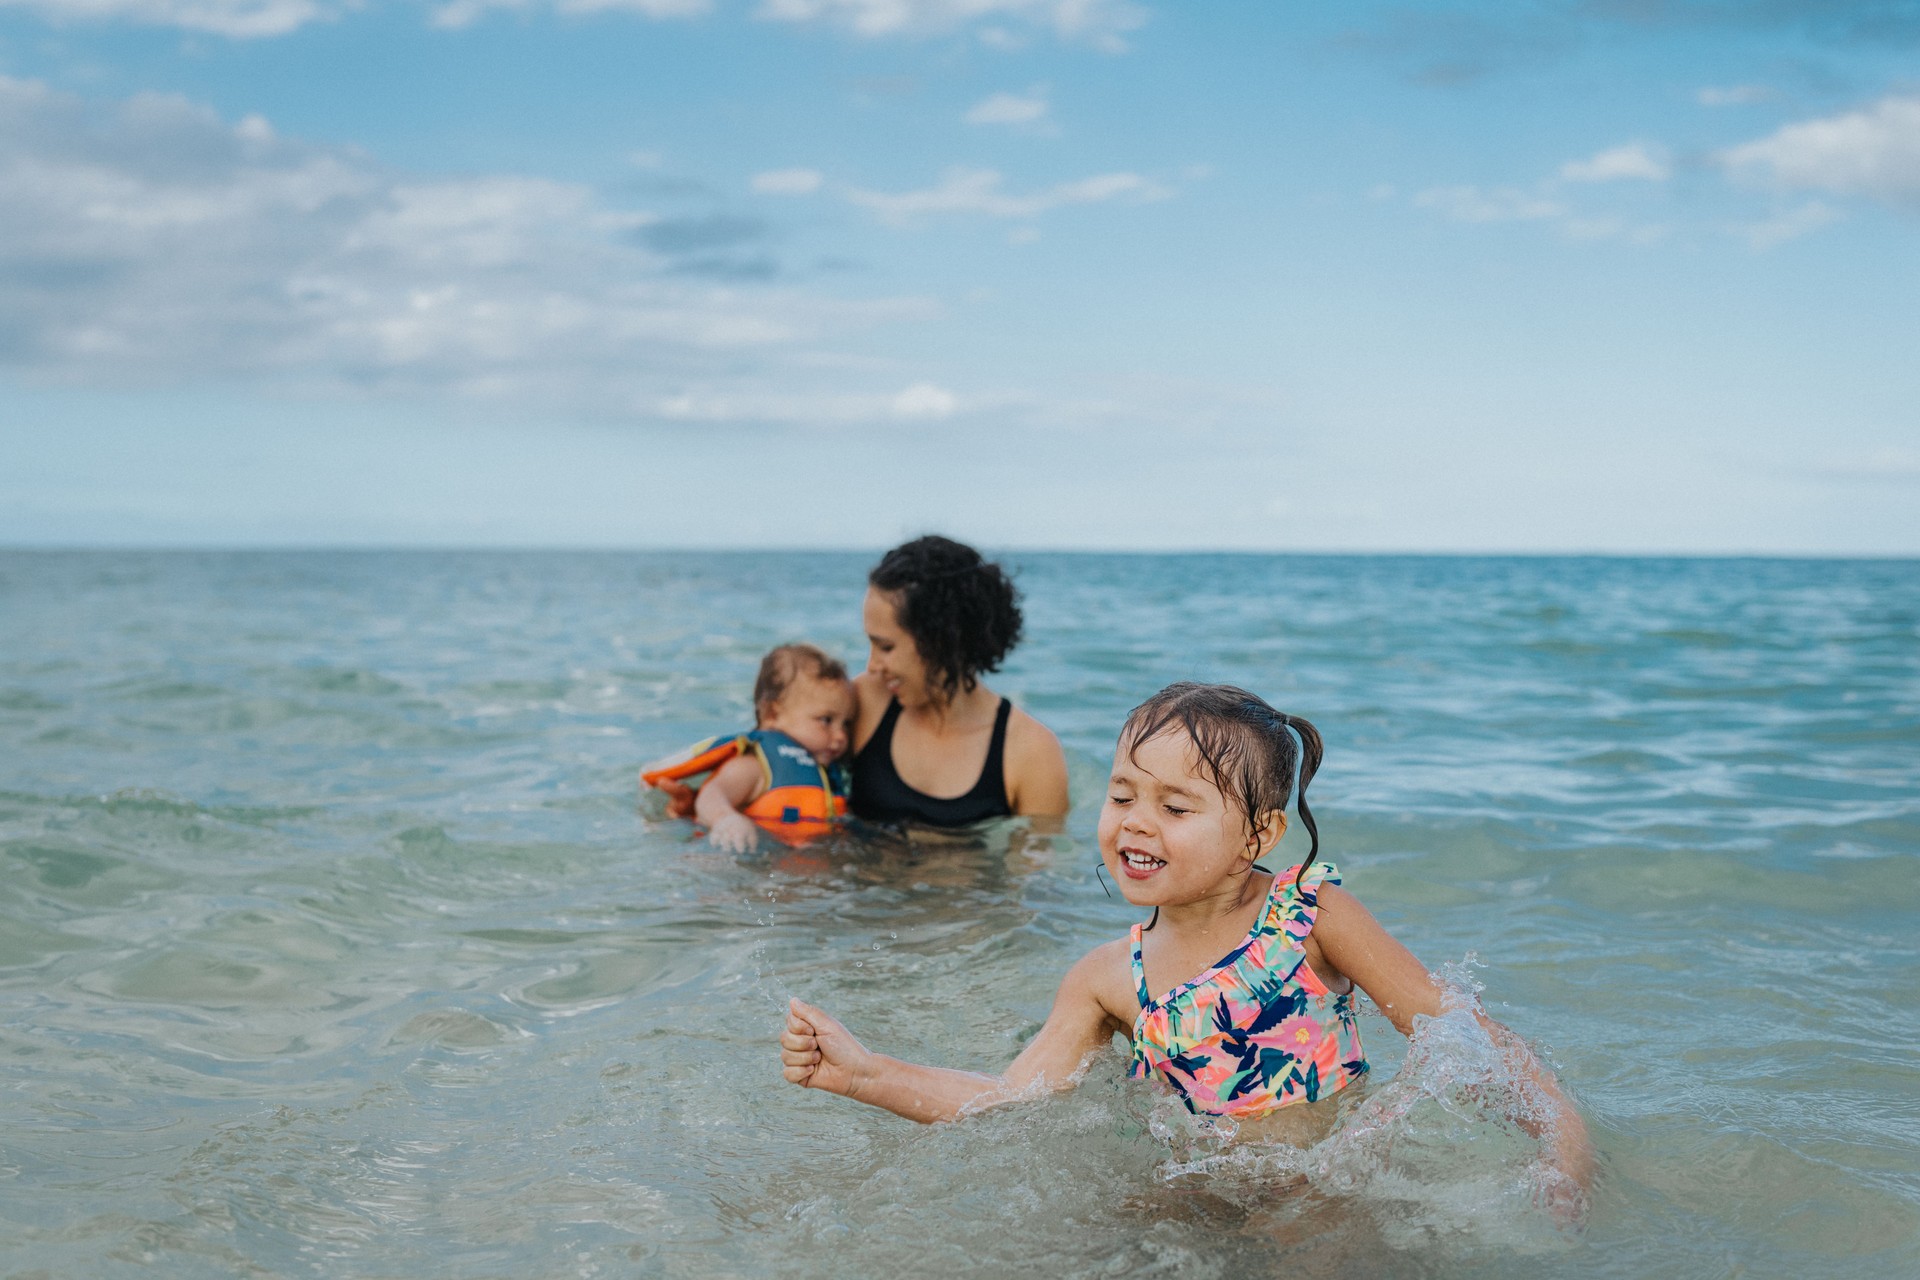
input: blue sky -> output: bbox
[2,0,1916,552]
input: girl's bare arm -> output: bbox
[781,943,1129,1123]
[1309,886,1595,1197]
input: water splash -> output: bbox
[1153,957,1583,1256]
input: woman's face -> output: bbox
[863,587,934,707]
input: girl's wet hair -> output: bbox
[868,535,1023,702]
[1120,682,1325,890]
[753,643,849,723]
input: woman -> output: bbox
[852,536,1069,825]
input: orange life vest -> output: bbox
[641,729,849,846]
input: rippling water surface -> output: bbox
[2,551,1916,1278]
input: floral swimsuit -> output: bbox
[1129,861,1368,1117]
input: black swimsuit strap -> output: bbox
[849,696,1014,827]
[979,696,1012,795]
[869,695,904,747]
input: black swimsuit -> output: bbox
[850,697,1013,826]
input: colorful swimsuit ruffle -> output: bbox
[1129,861,1368,1118]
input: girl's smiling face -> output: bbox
[862,587,934,707]
[1097,728,1278,908]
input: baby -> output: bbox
[642,643,856,851]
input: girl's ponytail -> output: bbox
[1278,711,1325,892]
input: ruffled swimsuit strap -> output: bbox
[1129,923,1151,1008]
[1271,860,1340,950]
[1246,861,1346,1006]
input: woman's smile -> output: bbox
[861,586,927,705]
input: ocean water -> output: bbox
[2,550,1916,1279]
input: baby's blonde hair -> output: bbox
[752,643,849,726]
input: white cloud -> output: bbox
[890,381,957,417]
[0,0,1136,39]
[756,0,1143,49]
[751,167,825,195]
[1737,200,1843,249]
[654,383,956,424]
[1412,184,1565,223]
[1698,84,1776,107]
[1560,142,1670,183]
[748,0,1136,49]
[0,0,331,37]
[965,90,1049,126]
[560,0,705,12]
[0,76,941,425]
[0,0,712,36]
[847,166,1170,225]
[1719,94,1920,210]
[1410,180,1668,243]
[432,0,706,29]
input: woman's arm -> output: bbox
[693,755,766,852]
[1003,709,1069,819]
[1308,886,1595,1205]
[780,943,1128,1123]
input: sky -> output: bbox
[1,0,1916,553]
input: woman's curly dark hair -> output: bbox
[868,536,1023,702]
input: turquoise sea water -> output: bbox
[2,550,1916,1278]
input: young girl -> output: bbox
[781,683,1593,1204]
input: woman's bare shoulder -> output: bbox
[1001,701,1069,816]
[1004,701,1063,757]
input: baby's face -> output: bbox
[761,675,856,765]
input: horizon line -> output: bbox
[3,543,1917,562]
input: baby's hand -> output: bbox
[707,812,761,853]
[652,778,697,820]
[781,998,873,1098]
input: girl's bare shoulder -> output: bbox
[1061,936,1142,1024]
